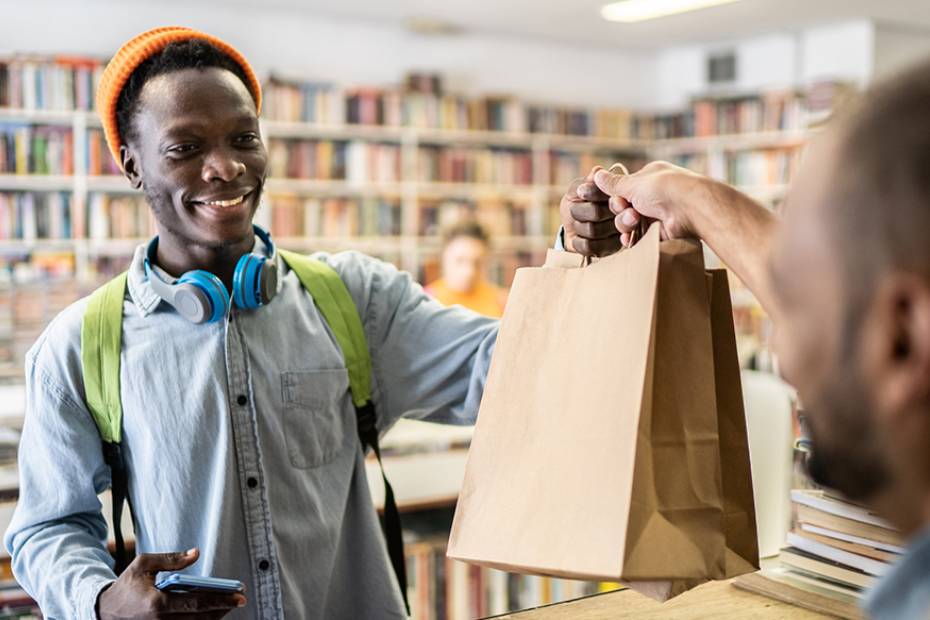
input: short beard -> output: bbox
[144,185,254,252]
[804,336,891,502]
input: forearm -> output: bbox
[7,518,116,619]
[690,178,781,317]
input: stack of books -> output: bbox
[736,489,904,619]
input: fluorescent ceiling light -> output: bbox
[601,0,744,23]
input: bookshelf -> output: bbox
[0,56,850,620]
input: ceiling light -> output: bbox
[601,0,744,23]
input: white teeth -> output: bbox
[202,195,246,207]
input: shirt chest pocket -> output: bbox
[282,368,353,468]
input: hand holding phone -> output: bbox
[96,548,246,619]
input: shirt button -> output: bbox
[258,559,270,571]
[237,394,247,406]
[247,477,258,488]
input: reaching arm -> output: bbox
[318,251,499,431]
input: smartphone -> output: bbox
[155,574,245,594]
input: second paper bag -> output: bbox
[447,223,754,593]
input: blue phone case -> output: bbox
[155,573,244,594]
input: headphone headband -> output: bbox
[144,225,278,323]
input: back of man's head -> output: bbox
[831,59,930,307]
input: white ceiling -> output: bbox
[222,0,930,50]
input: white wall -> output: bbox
[873,24,930,78]
[653,20,875,110]
[0,0,658,109]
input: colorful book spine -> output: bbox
[0,192,72,239]
[405,539,598,620]
[417,147,533,185]
[87,193,153,240]
[0,56,103,110]
[0,124,73,175]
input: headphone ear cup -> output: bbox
[233,253,266,310]
[260,261,278,305]
[177,271,229,323]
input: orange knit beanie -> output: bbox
[96,26,263,169]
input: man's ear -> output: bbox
[120,144,143,190]
[861,274,930,420]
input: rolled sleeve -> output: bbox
[4,360,117,619]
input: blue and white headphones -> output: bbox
[144,225,279,324]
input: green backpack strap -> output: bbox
[278,249,371,407]
[80,271,135,574]
[279,249,408,613]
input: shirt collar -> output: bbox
[127,234,282,318]
[864,522,930,619]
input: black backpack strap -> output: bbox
[356,401,409,614]
[101,441,134,574]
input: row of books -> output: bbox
[632,83,852,140]
[1,56,849,143]
[264,76,636,138]
[548,152,646,187]
[737,489,902,619]
[87,194,154,241]
[0,124,73,175]
[268,139,402,183]
[417,147,533,186]
[0,578,39,619]
[267,196,402,238]
[0,277,84,382]
[405,538,599,620]
[0,192,542,242]
[670,147,802,187]
[87,128,122,176]
[0,192,72,240]
[0,56,102,111]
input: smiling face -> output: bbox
[121,66,267,252]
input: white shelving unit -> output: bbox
[0,107,646,279]
[0,105,811,281]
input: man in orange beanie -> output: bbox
[5,27,501,619]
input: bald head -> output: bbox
[828,59,930,305]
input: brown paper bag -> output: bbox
[447,224,758,600]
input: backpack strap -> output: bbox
[80,271,135,574]
[279,249,409,613]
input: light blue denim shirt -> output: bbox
[865,525,930,620]
[4,242,498,619]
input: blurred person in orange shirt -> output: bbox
[425,221,507,318]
